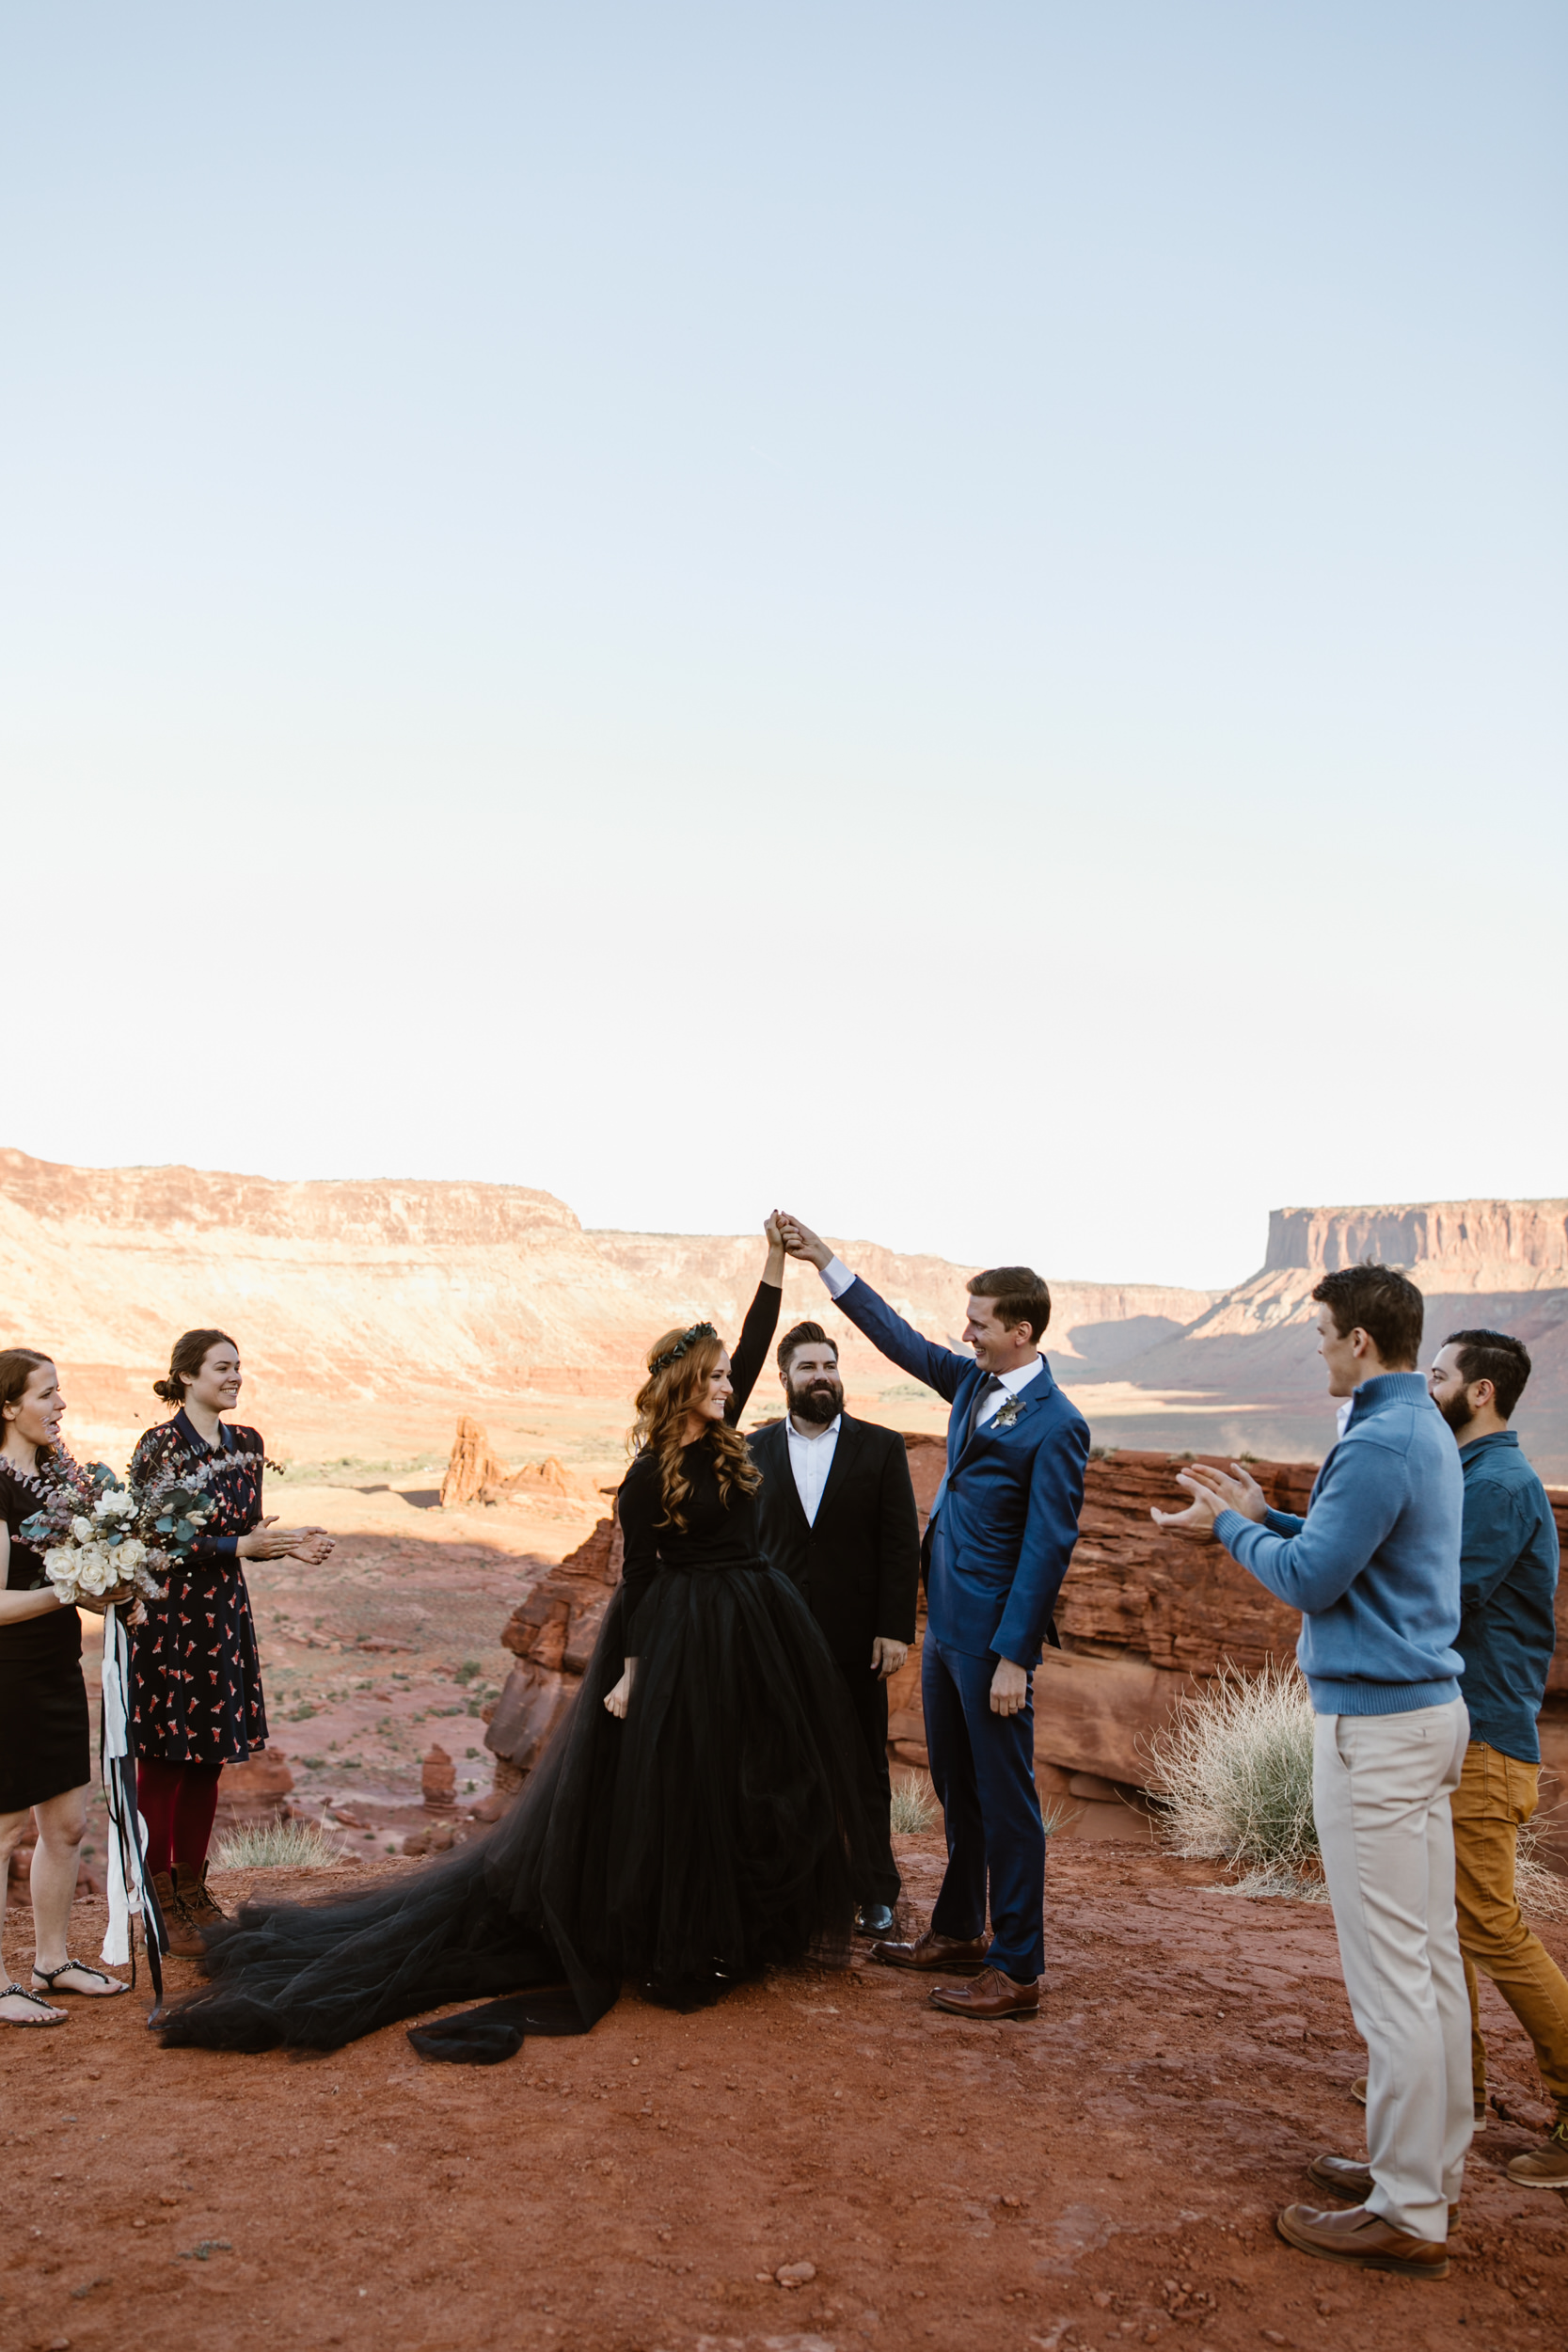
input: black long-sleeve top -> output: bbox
[618,1280,783,1649]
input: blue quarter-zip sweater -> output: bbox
[1214,1371,1464,1716]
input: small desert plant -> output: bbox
[889,1770,938,1835]
[1144,1660,1322,1893]
[213,1819,347,1871]
[1040,1796,1083,1840]
[1516,1818,1568,1925]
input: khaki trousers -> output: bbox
[1313,1698,1471,2241]
[1451,1739,1568,2110]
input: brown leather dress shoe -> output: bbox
[1307,2156,1457,2228]
[1276,2202,1448,2279]
[927,1965,1040,2020]
[150,1870,207,1962]
[869,1930,991,1975]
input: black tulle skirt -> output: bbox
[157,1562,864,2054]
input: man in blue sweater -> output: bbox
[1428,1328,1566,2188]
[1155,1264,1465,2280]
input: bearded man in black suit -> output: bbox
[749,1321,922,1936]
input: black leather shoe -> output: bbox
[856,1904,895,1937]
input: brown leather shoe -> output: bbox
[870,1930,991,1975]
[1276,2202,1448,2279]
[1507,2119,1568,2188]
[177,1863,228,1931]
[150,1870,207,1962]
[1307,2156,1457,2227]
[927,1965,1040,2020]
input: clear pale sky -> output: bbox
[3,5,1562,1287]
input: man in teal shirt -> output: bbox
[1429,1328,1566,2189]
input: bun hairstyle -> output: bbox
[0,1347,60,1464]
[630,1324,761,1532]
[153,1328,239,1407]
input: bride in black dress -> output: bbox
[160,1217,864,2057]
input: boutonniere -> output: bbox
[991,1391,1027,1431]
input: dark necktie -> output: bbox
[966,1373,1003,1440]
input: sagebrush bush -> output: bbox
[889,1770,938,1836]
[213,1819,347,1871]
[1144,1661,1322,1891]
[1516,1818,1568,1924]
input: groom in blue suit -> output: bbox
[781,1216,1089,2020]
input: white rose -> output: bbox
[44,1547,80,1597]
[71,1516,95,1545]
[118,1537,147,1570]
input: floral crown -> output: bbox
[651,1321,717,1375]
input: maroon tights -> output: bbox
[136,1758,223,1879]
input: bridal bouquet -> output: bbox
[21,1452,226,1611]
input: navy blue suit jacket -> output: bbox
[830,1275,1090,1666]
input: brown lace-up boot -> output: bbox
[150,1869,207,1961]
[1507,2112,1568,2189]
[176,1863,229,1938]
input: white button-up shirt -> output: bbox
[784,1413,842,1526]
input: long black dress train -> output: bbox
[158,1279,865,2056]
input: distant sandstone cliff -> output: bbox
[0,1149,1561,1470]
[0,1145,1210,1423]
[1089,1198,1568,1475]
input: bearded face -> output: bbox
[1433,1380,1478,1437]
[787,1357,844,1426]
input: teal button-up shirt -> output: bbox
[1454,1428,1560,1764]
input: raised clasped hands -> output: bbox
[1149,1461,1268,1535]
[777,1213,832,1272]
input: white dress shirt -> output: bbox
[785,1412,842,1525]
[817,1254,1046,1428]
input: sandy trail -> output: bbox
[3,1836,1564,2352]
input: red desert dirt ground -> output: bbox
[3,1836,1565,2352]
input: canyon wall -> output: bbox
[1072,1199,1568,1475]
[3,1147,1563,1471]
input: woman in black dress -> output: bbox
[130,1329,333,1957]
[0,1350,129,2026]
[159,1219,864,2056]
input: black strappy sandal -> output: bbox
[31,1958,128,1999]
[2,1979,68,2027]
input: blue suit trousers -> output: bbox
[922,1620,1046,1983]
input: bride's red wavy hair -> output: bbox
[629,1326,761,1532]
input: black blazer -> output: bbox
[748,1413,921,1666]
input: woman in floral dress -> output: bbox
[130,1330,332,1955]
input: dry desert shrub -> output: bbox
[214,1819,347,1871]
[889,1770,938,1835]
[1145,1660,1324,1899]
[1515,1816,1568,1924]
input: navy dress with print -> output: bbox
[128,1411,269,1766]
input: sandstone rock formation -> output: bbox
[484,1513,625,1789]
[421,1744,456,1811]
[214,1745,295,1830]
[439,1415,595,1510]
[440,1416,511,1506]
[1097,1199,1568,1472]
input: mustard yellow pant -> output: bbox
[1451,1740,1568,2109]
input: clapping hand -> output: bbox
[1150,1461,1268,1534]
